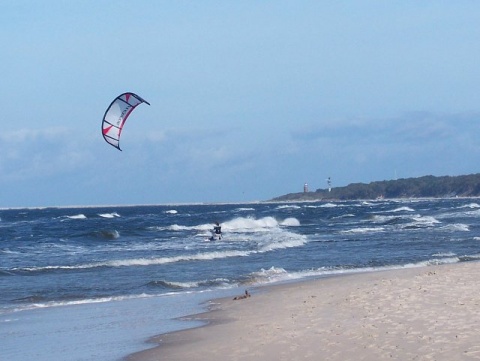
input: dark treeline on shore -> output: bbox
[271,174,480,202]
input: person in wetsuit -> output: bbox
[211,221,222,240]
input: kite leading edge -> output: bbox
[101,92,150,150]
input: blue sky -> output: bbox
[1,1,480,207]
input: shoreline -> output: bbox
[126,262,480,361]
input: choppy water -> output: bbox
[1,198,480,360]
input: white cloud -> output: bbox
[0,127,95,182]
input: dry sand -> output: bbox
[127,262,480,361]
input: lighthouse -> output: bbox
[304,183,308,193]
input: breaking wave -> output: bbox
[98,212,121,218]
[64,214,87,220]
[390,206,415,212]
[147,278,231,290]
[157,216,301,233]
[244,257,470,287]
[341,227,385,234]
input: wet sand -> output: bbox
[127,262,480,361]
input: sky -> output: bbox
[1,1,480,207]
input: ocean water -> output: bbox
[2,198,480,360]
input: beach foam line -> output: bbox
[2,293,158,314]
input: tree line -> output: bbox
[271,174,480,201]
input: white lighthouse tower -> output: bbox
[304,183,308,193]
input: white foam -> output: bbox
[248,258,465,287]
[439,223,470,232]
[6,293,158,313]
[162,216,301,234]
[98,212,121,218]
[276,205,301,210]
[169,224,192,231]
[407,257,460,267]
[159,278,231,289]
[390,206,415,212]
[341,227,385,234]
[462,209,480,218]
[249,266,288,283]
[320,203,337,208]
[332,213,355,219]
[223,216,294,232]
[411,215,441,226]
[432,252,456,257]
[64,214,87,220]
[111,250,251,267]
[460,203,480,209]
[280,217,300,226]
[162,280,200,289]
[258,236,307,252]
[371,214,401,223]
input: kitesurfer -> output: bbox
[211,222,222,240]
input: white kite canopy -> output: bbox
[101,92,150,150]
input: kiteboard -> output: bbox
[207,232,222,241]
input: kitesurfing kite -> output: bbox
[101,92,150,150]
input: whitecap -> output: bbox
[98,212,120,218]
[65,214,87,220]
[439,223,469,232]
[169,224,192,231]
[248,266,289,284]
[167,216,301,234]
[258,237,306,252]
[410,215,441,227]
[390,206,415,212]
[460,203,480,209]
[320,203,337,208]
[222,216,280,232]
[280,217,300,227]
[276,205,301,210]
[341,227,385,234]
[371,215,400,224]
[332,213,355,219]
[432,252,456,257]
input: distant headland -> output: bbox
[270,173,480,202]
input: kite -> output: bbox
[101,92,150,150]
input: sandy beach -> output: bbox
[127,262,480,361]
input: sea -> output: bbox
[2,198,480,361]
